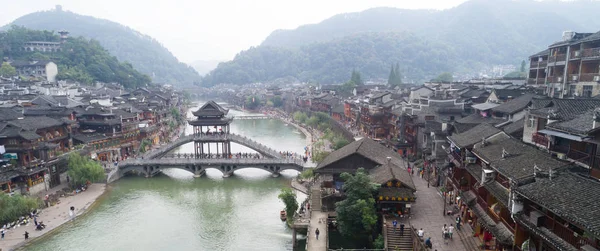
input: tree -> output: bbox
[520,60,526,72]
[350,70,363,86]
[387,65,395,86]
[293,112,308,123]
[278,188,299,225]
[387,63,402,87]
[0,62,17,78]
[433,72,453,82]
[311,150,330,163]
[374,234,385,249]
[306,116,320,128]
[67,153,106,186]
[0,193,43,226]
[335,168,378,242]
[245,96,260,110]
[271,96,283,107]
[332,137,350,150]
[299,169,315,180]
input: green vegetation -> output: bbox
[271,96,283,107]
[432,72,453,82]
[206,1,600,85]
[6,9,201,85]
[311,150,330,163]
[387,63,402,87]
[298,168,315,180]
[0,193,43,225]
[0,62,17,77]
[350,70,363,86]
[67,153,106,186]
[245,96,261,110]
[374,234,385,249]
[293,111,308,123]
[504,71,526,78]
[204,32,457,85]
[139,139,152,153]
[0,26,151,88]
[277,187,299,225]
[335,168,378,244]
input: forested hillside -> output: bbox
[206,0,600,86]
[0,26,150,89]
[4,8,201,85]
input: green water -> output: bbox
[26,101,308,251]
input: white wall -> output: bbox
[46,62,58,82]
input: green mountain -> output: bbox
[0,26,150,89]
[205,0,600,86]
[4,8,201,86]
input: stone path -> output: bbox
[0,184,106,251]
[409,173,479,251]
[306,210,328,251]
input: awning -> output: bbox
[537,129,584,142]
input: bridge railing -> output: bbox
[141,133,294,160]
[120,156,307,167]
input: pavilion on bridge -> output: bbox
[189,101,233,158]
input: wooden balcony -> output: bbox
[537,77,546,83]
[582,47,600,60]
[532,133,549,147]
[570,50,582,59]
[549,54,567,63]
[546,76,563,83]
[580,73,600,82]
[568,74,580,82]
[527,78,536,85]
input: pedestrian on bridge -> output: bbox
[315,228,320,240]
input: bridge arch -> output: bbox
[143,133,283,160]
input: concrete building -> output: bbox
[10,60,59,82]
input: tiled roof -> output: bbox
[192,101,228,117]
[0,108,23,122]
[516,171,600,237]
[316,137,405,171]
[491,93,534,114]
[530,49,550,58]
[471,203,514,245]
[456,114,506,125]
[492,89,527,100]
[529,99,600,121]
[501,118,524,136]
[472,136,566,180]
[448,123,502,149]
[484,181,509,207]
[7,116,65,131]
[546,109,600,136]
[378,187,415,199]
[369,161,415,191]
[72,133,110,144]
[514,213,579,251]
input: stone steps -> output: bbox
[385,221,413,251]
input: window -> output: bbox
[425,115,435,121]
[528,116,535,128]
[569,85,577,96]
[583,85,593,98]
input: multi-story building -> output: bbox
[523,99,600,179]
[528,31,600,98]
[10,60,59,82]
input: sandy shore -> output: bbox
[0,184,106,251]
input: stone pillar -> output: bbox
[292,227,297,247]
[193,166,205,178]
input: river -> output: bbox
[26,101,309,251]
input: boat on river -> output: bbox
[280,210,287,221]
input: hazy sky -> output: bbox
[0,0,468,63]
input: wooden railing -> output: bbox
[537,77,546,83]
[582,47,600,59]
[580,73,600,82]
[568,74,580,82]
[549,54,567,63]
[571,50,582,59]
[539,61,547,68]
[527,78,536,85]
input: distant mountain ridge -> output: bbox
[3,8,201,86]
[189,60,222,76]
[205,0,600,86]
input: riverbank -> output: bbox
[0,184,106,251]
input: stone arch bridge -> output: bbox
[117,157,306,178]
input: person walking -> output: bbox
[425,237,432,249]
[455,216,462,231]
[392,219,398,233]
[24,231,29,240]
[400,221,405,236]
[448,224,455,239]
[315,228,320,240]
[1,228,5,240]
